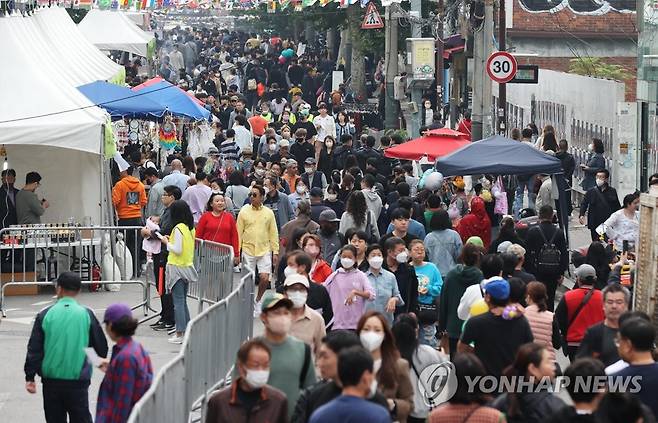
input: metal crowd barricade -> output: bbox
[128,268,256,423]
[188,239,234,313]
[0,225,155,318]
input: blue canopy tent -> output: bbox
[131,80,211,121]
[78,81,167,119]
[435,134,570,245]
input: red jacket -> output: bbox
[311,259,332,283]
[196,211,240,257]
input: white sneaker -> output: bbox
[168,335,183,344]
[233,264,241,273]
[167,327,177,335]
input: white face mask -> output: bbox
[588,144,594,152]
[268,143,277,151]
[304,167,314,174]
[284,266,297,278]
[296,185,306,194]
[369,378,378,397]
[395,251,409,263]
[267,314,292,335]
[326,193,337,201]
[255,168,266,177]
[360,330,385,351]
[340,257,355,269]
[264,186,270,196]
[368,256,384,269]
[245,368,270,389]
[596,178,605,187]
[287,291,308,308]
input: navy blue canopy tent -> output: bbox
[131,80,211,121]
[435,134,570,244]
[78,81,167,119]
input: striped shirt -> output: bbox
[218,139,241,163]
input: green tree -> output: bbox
[569,57,633,81]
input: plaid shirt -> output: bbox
[96,337,153,423]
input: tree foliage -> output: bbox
[569,57,633,81]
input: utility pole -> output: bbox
[384,5,399,129]
[471,0,494,141]
[498,0,507,134]
[436,0,444,124]
[409,0,423,137]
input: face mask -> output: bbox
[255,168,266,177]
[304,167,314,174]
[326,193,337,201]
[245,368,270,389]
[588,144,594,152]
[284,266,297,278]
[396,251,409,263]
[596,178,605,187]
[264,186,270,196]
[267,314,291,335]
[301,109,309,117]
[368,256,384,269]
[287,291,308,308]
[296,185,306,194]
[370,378,378,397]
[325,141,334,148]
[304,245,320,257]
[268,143,277,151]
[340,257,355,269]
[360,330,385,351]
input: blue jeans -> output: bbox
[420,323,438,348]
[513,179,536,218]
[171,279,190,333]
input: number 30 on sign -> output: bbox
[486,51,518,84]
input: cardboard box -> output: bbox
[1,272,38,296]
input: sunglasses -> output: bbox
[249,192,259,197]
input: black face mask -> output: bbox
[320,225,336,235]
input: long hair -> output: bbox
[392,314,419,366]
[169,200,194,230]
[356,311,400,391]
[503,343,546,418]
[345,190,367,227]
[527,281,548,312]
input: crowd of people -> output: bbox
[17,25,658,423]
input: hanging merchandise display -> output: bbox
[159,116,178,150]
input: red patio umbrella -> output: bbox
[384,134,470,162]
[425,127,470,139]
[131,77,206,106]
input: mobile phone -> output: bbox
[623,240,629,253]
[154,230,165,240]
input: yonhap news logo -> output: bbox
[417,362,458,407]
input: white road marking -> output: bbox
[2,317,35,325]
[31,300,52,306]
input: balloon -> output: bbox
[424,171,444,191]
[470,299,488,317]
[281,48,295,58]
[278,55,286,64]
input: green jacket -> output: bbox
[438,265,483,339]
[24,297,108,384]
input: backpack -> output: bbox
[534,226,562,275]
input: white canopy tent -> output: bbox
[78,9,154,58]
[33,6,125,85]
[0,14,109,225]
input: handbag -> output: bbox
[247,78,257,90]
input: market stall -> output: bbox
[78,8,155,58]
[0,13,109,226]
[384,129,470,162]
[78,81,167,119]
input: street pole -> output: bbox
[498,0,507,134]
[410,0,423,137]
[436,0,444,124]
[471,0,494,141]
[384,6,399,129]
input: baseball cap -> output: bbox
[283,274,309,289]
[484,278,510,300]
[279,139,290,148]
[497,241,513,254]
[466,236,484,248]
[575,264,597,282]
[507,243,526,259]
[103,303,133,324]
[319,209,340,222]
[261,292,293,312]
[310,187,323,198]
[304,157,316,165]
[207,146,219,155]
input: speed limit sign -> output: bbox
[486,51,518,84]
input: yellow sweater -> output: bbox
[236,204,279,257]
